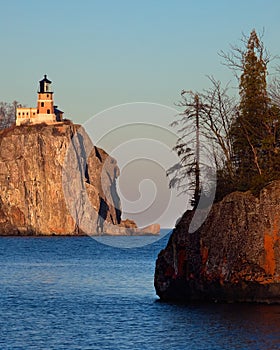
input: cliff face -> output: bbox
[155,181,280,303]
[0,123,121,235]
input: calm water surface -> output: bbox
[0,232,279,350]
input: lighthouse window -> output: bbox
[18,112,21,116]
[47,109,50,114]
[23,112,25,115]
[41,102,44,107]
[26,112,29,116]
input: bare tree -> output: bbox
[0,101,22,129]
[269,65,280,107]
[200,77,236,179]
[168,77,237,206]
[168,76,236,192]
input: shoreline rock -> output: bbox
[154,181,280,304]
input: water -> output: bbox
[0,232,279,350]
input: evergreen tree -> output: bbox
[231,29,280,191]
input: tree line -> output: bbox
[169,30,280,206]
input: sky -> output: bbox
[1,0,280,123]
[1,0,280,228]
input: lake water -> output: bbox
[0,231,279,350]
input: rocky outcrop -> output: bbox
[103,223,160,236]
[155,181,280,303]
[0,122,123,235]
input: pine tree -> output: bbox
[231,29,280,191]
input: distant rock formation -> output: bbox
[155,181,280,303]
[103,223,160,236]
[0,122,160,236]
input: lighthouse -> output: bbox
[37,75,56,122]
[16,75,64,126]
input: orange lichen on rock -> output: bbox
[264,218,279,276]
[201,246,209,265]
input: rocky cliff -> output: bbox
[0,122,122,235]
[155,181,280,303]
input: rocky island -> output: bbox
[0,122,159,236]
[155,181,280,303]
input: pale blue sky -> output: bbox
[1,0,280,123]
